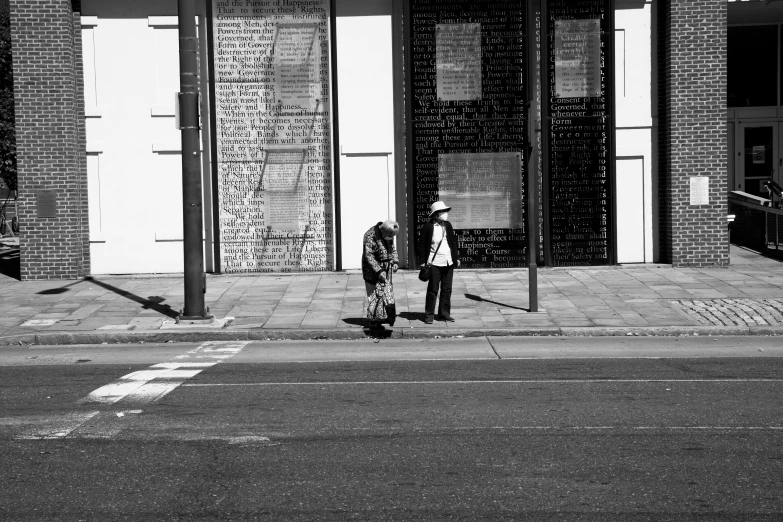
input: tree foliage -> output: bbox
[0,0,17,192]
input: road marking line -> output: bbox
[182,378,783,387]
[59,410,145,440]
[78,341,250,405]
[350,426,783,432]
[122,381,190,403]
[152,362,217,369]
[0,411,100,440]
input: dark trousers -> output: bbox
[425,264,453,318]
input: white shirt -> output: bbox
[429,222,453,267]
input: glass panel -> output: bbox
[728,25,777,107]
[743,126,774,198]
[728,122,735,191]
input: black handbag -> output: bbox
[384,264,396,326]
[418,231,444,282]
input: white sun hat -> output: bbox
[428,201,451,217]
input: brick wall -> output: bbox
[659,0,728,267]
[9,0,89,280]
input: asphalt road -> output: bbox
[1,337,782,521]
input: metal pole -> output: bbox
[526,0,539,313]
[178,0,209,319]
[329,0,342,271]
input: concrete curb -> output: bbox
[1,325,782,346]
[558,326,758,337]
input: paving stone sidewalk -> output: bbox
[1,245,783,344]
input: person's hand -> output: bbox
[456,260,461,268]
[378,272,387,283]
[392,263,399,273]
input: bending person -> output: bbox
[362,219,399,328]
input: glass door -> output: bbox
[737,123,777,198]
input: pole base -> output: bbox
[161,315,234,329]
[177,314,215,324]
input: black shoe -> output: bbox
[424,315,434,324]
[439,314,455,322]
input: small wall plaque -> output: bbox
[690,176,709,206]
[36,190,58,218]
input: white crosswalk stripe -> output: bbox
[78,341,250,405]
[0,412,100,440]
[1,342,251,441]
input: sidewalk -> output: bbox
[1,245,783,345]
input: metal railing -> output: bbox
[0,189,18,238]
[767,209,783,251]
[728,195,783,251]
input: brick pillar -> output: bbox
[659,0,728,267]
[9,0,88,280]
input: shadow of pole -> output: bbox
[465,293,532,313]
[82,277,180,319]
[35,277,179,318]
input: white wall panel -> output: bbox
[616,157,645,263]
[86,153,103,241]
[614,4,654,262]
[81,25,99,113]
[615,5,652,128]
[616,128,653,263]
[86,15,185,273]
[340,155,392,268]
[336,14,395,269]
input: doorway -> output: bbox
[737,122,781,200]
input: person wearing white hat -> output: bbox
[417,201,460,324]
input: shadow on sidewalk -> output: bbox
[465,293,531,312]
[399,311,428,323]
[0,248,19,280]
[342,318,394,338]
[36,276,180,319]
[85,277,180,318]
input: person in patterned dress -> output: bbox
[362,220,399,328]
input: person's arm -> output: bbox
[391,240,399,271]
[363,229,383,276]
[448,222,460,267]
[417,222,430,267]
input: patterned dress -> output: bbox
[362,222,398,283]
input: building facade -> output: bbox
[7,0,732,280]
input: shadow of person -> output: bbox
[342,318,394,338]
[399,311,428,323]
[366,326,392,339]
